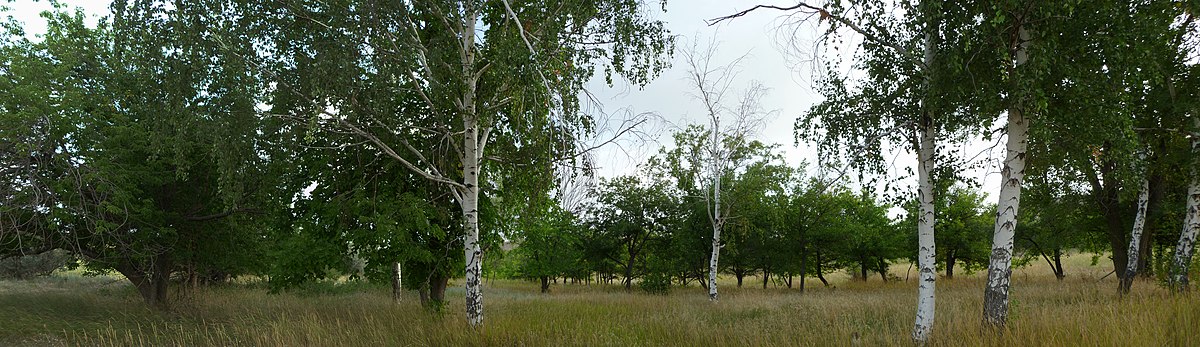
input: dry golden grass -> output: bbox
[1,254,1197,346]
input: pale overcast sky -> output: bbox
[4,0,1007,208]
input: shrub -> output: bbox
[639,272,671,295]
[0,249,73,279]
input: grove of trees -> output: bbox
[2,0,1200,343]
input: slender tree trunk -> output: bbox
[1053,248,1065,281]
[816,250,829,287]
[392,261,402,303]
[736,273,744,288]
[878,259,889,282]
[709,116,723,301]
[1171,125,1200,291]
[1098,180,1131,278]
[911,3,940,340]
[799,242,808,292]
[540,276,550,294]
[860,261,868,281]
[460,119,484,327]
[1139,171,1165,278]
[913,112,938,341]
[946,250,956,279]
[623,255,636,291]
[1120,172,1151,295]
[982,107,1030,327]
[709,221,721,300]
[983,23,1032,330]
[461,141,483,326]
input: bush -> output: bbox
[0,249,73,279]
[639,272,671,295]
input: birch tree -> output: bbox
[711,1,971,342]
[981,0,1187,323]
[1171,120,1200,290]
[673,41,771,301]
[215,0,673,327]
[980,20,1032,327]
[1120,155,1151,295]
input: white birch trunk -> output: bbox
[912,116,937,342]
[392,261,403,303]
[982,24,1031,328]
[708,117,723,301]
[462,119,484,327]
[1120,168,1151,295]
[1171,118,1200,291]
[911,4,938,341]
[708,222,721,300]
[460,4,484,328]
[1171,177,1200,291]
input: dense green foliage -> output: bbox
[3,0,1200,341]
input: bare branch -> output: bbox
[709,2,924,68]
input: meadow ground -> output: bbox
[1,253,1197,346]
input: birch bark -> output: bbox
[709,117,723,301]
[912,115,937,342]
[462,118,484,327]
[393,261,403,303]
[460,5,484,328]
[1119,168,1151,295]
[911,3,938,341]
[1170,118,1200,291]
[982,25,1031,328]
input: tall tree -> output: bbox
[711,0,980,341]
[663,41,772,300]
[0,3,276,307]
[215,0,673,327]
[1120,157,1152,295]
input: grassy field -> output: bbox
[1,253,1197,346]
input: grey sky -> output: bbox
[583,1,1007,208]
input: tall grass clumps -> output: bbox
[0,254,1196,346]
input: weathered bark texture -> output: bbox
[1171,124,1200,292]
[1119,173,1151,295]
[982,24,1031,329]
[458,6,485,328]
[418,274,450,309]
[115,255,172,309]
[462,124,484,327]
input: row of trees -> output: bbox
[0,0,672,329]
[708,0,1200,342]
[3,0,1200,343]
[497,160,1001,294]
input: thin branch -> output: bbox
[709,2,924,68]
